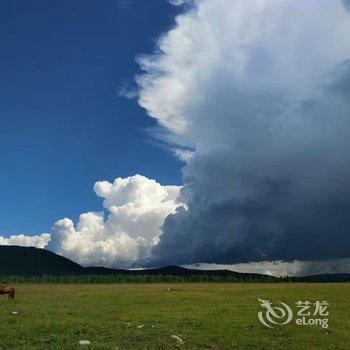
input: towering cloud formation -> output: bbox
[1,1,350,275]
[136,0,350,266]
[0,175,181,268]
[45,175,181,267]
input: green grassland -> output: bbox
[0,283,348,349]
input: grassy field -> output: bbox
[0,283,348,349]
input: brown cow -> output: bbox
[0,284,15,301]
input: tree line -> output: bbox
[0,274,318,284]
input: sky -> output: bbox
[1,0,350,276]
[0,0,183,235]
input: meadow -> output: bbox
[0,283,348,349]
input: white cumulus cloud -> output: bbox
[45,175,181,268]
[0,233,51,248]
[1,175,181,268]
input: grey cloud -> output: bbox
[136,0,350,269]
[342,0,350,11]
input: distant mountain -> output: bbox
[298,273,350,283]
[0,245,349,282]
[0,246,273,280]
[85,265,271,279]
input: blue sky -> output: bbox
[1,0,349,275]
[0,0,183,236]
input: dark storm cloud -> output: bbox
[136,0,350,270]
[331,61,350,98]
[148,181,350,266]
[342,0,350,11]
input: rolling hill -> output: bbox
[0,245,349,282]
